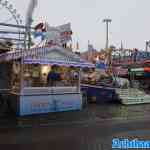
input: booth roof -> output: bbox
[24,58,95,68]
[0,46,95,68]
[0,46,78,61]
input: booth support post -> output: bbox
[78,68,81,93]
[20,27,28,91]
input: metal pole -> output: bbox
[20,28,26,90]
[0,22,34,29]
[0,37,29,41]
[146,41,148,52]
[106,21,108,49]
[103,19,112,49]
[78,69,81,93]
[28,27,31,49]
[20,25,29,90]
[0,30,26,34]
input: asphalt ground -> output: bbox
[0,103,150,149]
[1,103,150,128]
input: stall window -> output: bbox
[23,64,80,87]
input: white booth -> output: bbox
[0,46,94,116]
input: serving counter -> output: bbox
[9,87,82,116]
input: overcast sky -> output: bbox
[8,0,150,51]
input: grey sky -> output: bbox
[8,0,150,50]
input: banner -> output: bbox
[113,67,128,76]
[45,25,61,45]
[34,22,72,45]
[48,23,72,44]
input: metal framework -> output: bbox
[0,0,23,48]
[0,0,22,24]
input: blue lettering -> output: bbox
[112,138,120,149]
[112,139,150,149]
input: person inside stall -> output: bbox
[69,67,79,86]
[47,66,61,86]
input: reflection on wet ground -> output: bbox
[0,103,150,149]
[3,103,150,128]
[89,103,150,119]
[0,102,150,129]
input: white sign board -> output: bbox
[20,94,82,116]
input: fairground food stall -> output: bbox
[0,46,94,116]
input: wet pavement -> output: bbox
[0,103,150,149]
[12,103,150,128]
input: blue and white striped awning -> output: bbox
[24,58,95,68]
[0,46,95,68]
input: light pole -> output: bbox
[103,18,112,49]
[146,41,150,52]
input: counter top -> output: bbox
[10,86,80,96]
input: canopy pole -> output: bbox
[78,68,81,93]
[20,28,27,91]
